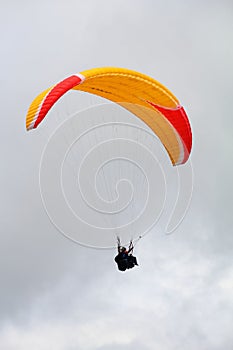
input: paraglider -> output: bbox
[26,67,192,270]
[115,237,138,272]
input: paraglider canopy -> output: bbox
[26,67,192,166]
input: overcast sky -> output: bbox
[1,1,233,349]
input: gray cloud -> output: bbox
[1,0,233,349]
